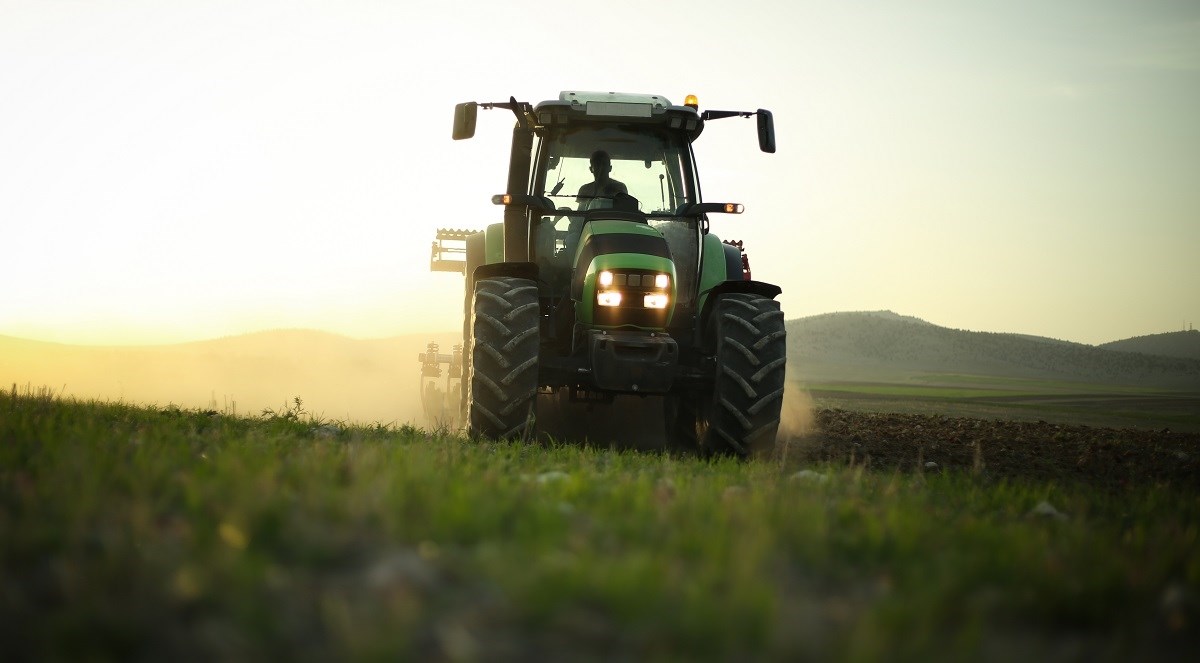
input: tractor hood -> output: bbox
[572,219,678,330]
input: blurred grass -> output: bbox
[2,387,1197,660]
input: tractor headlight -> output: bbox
[644,293,670,309]
[597,291,622,307]
[595,271,671,310]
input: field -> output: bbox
[802,374,1200,433]
[2,385,1198,660]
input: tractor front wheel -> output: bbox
[467,276,540,439]
[699,293,786,458]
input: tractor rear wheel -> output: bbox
[700,293,786,458]
[467,276,540,439]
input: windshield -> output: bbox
[532,124,703,311]
[535,124,698,214]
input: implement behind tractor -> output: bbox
[427,91,785,457]
[430,229,473,273]
[417,342,462,429]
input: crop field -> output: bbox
[803,374,1200,433]
[2,386,1198,660]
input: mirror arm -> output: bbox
[701,109,776,153]
[491,193,554,215]
[701,110,755,120]
[478,97,535,130]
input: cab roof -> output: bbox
[533,91,703,139]
[557,91,672,107]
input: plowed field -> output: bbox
[791,409,1200,489]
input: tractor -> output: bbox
[430,91,785,457]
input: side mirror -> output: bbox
[756,109,775,153]
[452,102,478,140]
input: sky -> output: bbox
[2,0,1197,347]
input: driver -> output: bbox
[575,150,627,207]
[559,150,633,269]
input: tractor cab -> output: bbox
[529,114,703,330]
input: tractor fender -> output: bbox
[463,232,486,313]
[697,279,783,351]
[483,222,505,264]
[721,242,744,281]
[472,261,539,282]
[470,222,535,283]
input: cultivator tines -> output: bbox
[430,228,475,273]
[418,342,462,378]
[722,239,752,281]
[418,342,463,428]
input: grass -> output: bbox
[2,388,1198,660]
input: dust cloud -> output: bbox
[3,333,818,450]
[0,331,458,426]
[775,379,818,456]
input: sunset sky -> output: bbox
[2,0,1197,346]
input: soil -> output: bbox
[789,409,1200,489]
[532,394,1200,489]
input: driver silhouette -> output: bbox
[575,150,627,207]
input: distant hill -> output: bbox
[836,310,935,326]
[1100,330,1200,361]
[788,312,1200,389]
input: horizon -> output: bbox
[2,1,1197,348]
[2,309,1196,349]
[4,307,1195,428]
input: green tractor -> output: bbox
[430,91,785,457]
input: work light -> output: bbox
[644,294,669,309]
[597,291,622,307]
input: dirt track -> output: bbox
[791,409,1200,489]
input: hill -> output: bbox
[1100,329,1200,361]
[788,312,1200,389]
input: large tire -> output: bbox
[467,276,540,439]
[699,293,786,458]
[459,233,485,424]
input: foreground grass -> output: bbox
[2,392,1197,660]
